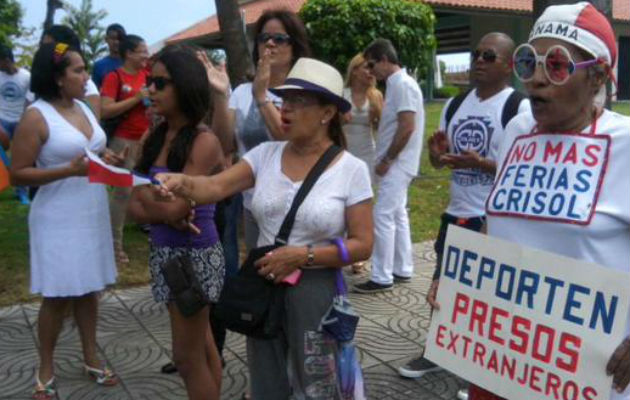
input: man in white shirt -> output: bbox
[354,39,424,293]
[397,32,530,386]
[0,44,33,204]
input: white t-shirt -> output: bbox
[487,110,630,400]
[0,68,33,122]
[440,88,530,218]
[85,79,99,97]
[243,142,373,249]
[229,82,282,157]
[376,69,424,176]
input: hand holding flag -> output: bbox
[86,148,158,187]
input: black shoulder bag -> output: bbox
[214,144,342,339]
[101,69,125,143]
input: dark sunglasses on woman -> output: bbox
[256,33,291,45]
[471,49,498,63]
[146,76,172,91]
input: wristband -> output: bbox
[330,237,350,264]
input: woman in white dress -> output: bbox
[10,42,121,399]
[343,53,383,273]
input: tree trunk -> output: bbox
[43,0,63,33]
[214,0,254,87]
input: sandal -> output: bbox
[84,364,119,386]
[115,250,130,265]
[351,262,366,274]
[32,377,56,400]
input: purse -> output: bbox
[214,144,343,339]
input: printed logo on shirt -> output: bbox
[0,81,23,103]
[487,133,611,225]
[451,116,494,187]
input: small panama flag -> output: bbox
[85,148,158,187]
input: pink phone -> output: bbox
[282,269,303,286]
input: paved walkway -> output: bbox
[0,242,466,399]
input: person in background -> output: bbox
[155,56,374,400]
[10,42,121,400]
[0,43,33,204]
[342,52,383,274]
[207,9,311,254]
[41,25,101,118]
[472,3,629,399]
[92,23,126,89]
[100,34,150,266]
[398,32,529,392]
[354,38,424,294]
[127,45,225,400]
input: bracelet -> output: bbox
[256,99,271,108]
[330,237,351,264]
[306,244,315,266]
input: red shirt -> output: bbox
[100,68,150,141]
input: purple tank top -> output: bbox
[149,166,219,248]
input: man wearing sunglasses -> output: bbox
[397,32,530,387]
[354,38,424,294]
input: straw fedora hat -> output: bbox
[270,57,352,113]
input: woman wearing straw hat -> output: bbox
[466,2,630,399]
[156,58,374,399]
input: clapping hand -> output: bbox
[441,150,482,170]
[252,49,272,103]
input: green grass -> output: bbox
[1,101,628,306]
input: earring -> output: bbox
[320,119,328,125]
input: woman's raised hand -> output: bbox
[196,51,230,96]
[252,49,272,103]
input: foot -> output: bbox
[160,362,178,374]
[32,376,56,400]
[84,364,119,386]
[398,356,442,378]
[457,389,469,400]
[393,273,412,283]
[353,280,393,294]
[351,262,366,274]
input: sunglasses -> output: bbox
[513,43,600,85]
[146,76,172,91]
[366,60,377,69]
[281,93,319,108]
[256,33,291,46]
[471,49,498,63]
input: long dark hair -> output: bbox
[31,43,83,101]
[136,45,210,174]
[252,9,311,65]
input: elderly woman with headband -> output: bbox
[156,57,374,399]
[466,2,630,400]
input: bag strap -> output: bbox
[274,144,342,245]
[500,89,526,129]
[444,89,472,132]
[113,68,123,102]
[335,268,347,296]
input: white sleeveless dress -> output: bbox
[343,88,376,184]
[28,99,117,297]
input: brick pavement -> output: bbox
[0,242,466,399]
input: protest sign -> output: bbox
[487,132,610,225]
[425,226,630,400]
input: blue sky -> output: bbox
[21,0,218,47]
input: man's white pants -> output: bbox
[371,164,414,285]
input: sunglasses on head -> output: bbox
[256,33,291,45]
[513,43,600,85]
[471,49,498,63]
[146,76,172,91]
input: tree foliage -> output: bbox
[300,0,436,78]
[62,0,108,69]
[0,0,23,47]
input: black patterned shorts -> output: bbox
[149,242,225,303]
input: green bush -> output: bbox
[300,0,436,79]
[434,85,460,99]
